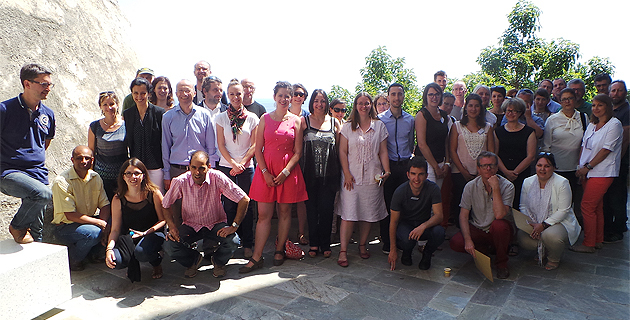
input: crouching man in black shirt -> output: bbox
[388,157,445,270]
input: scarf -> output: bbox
[228,104,247,141]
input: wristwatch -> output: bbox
[232,221,239,228]
[584,162,594,170]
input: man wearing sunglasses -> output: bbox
[449,151,515,279]
[1,63,56,244]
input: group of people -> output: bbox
[1,63,628,282]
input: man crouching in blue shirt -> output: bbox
[0,63,56,243]
[388,157,445,270]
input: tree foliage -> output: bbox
[468,0,614,99]
[329,46,422,116]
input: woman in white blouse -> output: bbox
[518,153,581,270]
[215,79,259,258]
[541,88,586,221]
[571,94,623,253]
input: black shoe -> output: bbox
[381,243,390,255]
[418,253,432,270]
[497,267,510,279]
[603,233,624,243]
[401,254,412,266]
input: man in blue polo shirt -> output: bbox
[0,63,56,243]
[387,157,444,270]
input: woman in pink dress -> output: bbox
[240,81,308,272]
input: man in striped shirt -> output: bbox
[163,151,250,278]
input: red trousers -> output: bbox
[581,177,613,247]
[450,219,513,269]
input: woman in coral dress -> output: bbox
[240,81,308,272]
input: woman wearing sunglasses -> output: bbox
[288,83,309,244]
[329,98,348,123]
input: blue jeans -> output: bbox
[217,166,254,248]
[0,171,52,241]
[55,223,104,263]
[164,223,239,267]
[396,222,445,257]
[113,232,165,268]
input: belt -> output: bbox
[170,163,188,170]
[389,158,410,165]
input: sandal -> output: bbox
[308,248,318,258]
[239,257,264,273]
[508,244,519,256]
[322,249,332,258]
[358,244,370,259]
[298,233,308,245]
[337,250,348,267]
[273,250,286,266]
[544,261,559,271]
[152,265,163,279]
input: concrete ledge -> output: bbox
[0,240,72,320]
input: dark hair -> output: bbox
[292,83,308,101]
[434,70,447,81]
[610,80,627,96]
[559,88,576,99]
[201,75,222,93]
[191,150,210,166]
[374,93,388,106]
[535,88,550,100]
[149,76,174,107]
[476,151,499,167]
[20,63,52,88]
[461,93,486,127]
[349,92,376,131]
[553,78,566,86]
[409,156,428,172]
[490,85,506,98]
[329,98,346,116]
[388,83,405,94]
[506,88,518,98]
[116,158,159,199]
[567,78,585,89]
[273,81,293,97]
[443,92,455,100]
[308,89,329,114]
[594,73,612,84]
[422,83,443,107]
[517,88,534,98]
[590,94,614,124]
[130,77,152,93]
[538,79,553,87]
[536,152,557,169]
[98,91,120,114]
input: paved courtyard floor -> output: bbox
[34,219,629,320]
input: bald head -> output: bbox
[72,145,92,158]
[194,61,210,82]
[241,78,256,105]
[176,79,196,107]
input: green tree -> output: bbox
[330,46,422,116]
[468,0,614,95]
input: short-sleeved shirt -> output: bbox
[378,109,415,161]
[0,94,56,184]
[245,101,266,119]
[576,100,592,118]
[215,109,259,168]
[340,120,389,185]
[391,180,441,226]
[613,100,630,127]
[162,170,247,231]
[460,175,514,231]
[579,118,623,178]
[51,168,110,224]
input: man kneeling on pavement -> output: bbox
[388,157,445,270]
[163,150,250,278]
[52,146,110,271]
[449,151,515,279]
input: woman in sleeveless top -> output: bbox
[105,158,166,281]
[449,94,494,226]
[88,91,128,201]
[495,97,537,208]
[301,89,341,258]
[215,79,259,259]
[415,83,450,188]
[240,81,308,272]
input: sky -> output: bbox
[117,0,627,102]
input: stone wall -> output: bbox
[0,0,139,240]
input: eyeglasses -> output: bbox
[294,92,305,97]
[477,164,497,169]
[29,80,55,89]
[505,109,520,114]
[427,93,440,98]
[560,97,575,102]
[333,108,347,113]
[123,172,143,178]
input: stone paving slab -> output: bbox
[29,219,630,320]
